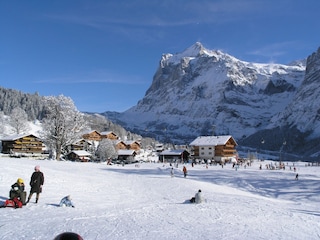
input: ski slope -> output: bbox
[0,157,319,240]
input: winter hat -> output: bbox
[17,178,24,184]
[198,189,202,192]
[34,165,40,171]
[54,232,83,240]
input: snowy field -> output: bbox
[1,157,320,240]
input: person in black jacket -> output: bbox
[26,165,44,204]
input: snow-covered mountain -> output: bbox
[104,43,320,159]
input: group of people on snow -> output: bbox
[3,165,44,208]
[3,165,74,208]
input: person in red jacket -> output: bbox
[183,166,188,178]
[26,165,44,204]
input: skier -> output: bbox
[170,168,174,177]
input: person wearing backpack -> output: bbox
[26,165,44,204]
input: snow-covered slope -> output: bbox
[104,43,320,158]
[1,157,320,239]
[269,47,320,137]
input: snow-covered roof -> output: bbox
[82,130,101,135]
[69,150,91,156]
[71,138,92,145]
[124,140,139,145]
[190,135,237,146]
[1,133,39,141]
[118,149,136,156]
[159,149,186,156]
[100,131,115,136]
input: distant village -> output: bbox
[0,130,239,165]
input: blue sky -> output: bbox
[1,1,319,113]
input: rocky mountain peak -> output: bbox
[104,43,320,160]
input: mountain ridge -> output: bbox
[103,43,320,160]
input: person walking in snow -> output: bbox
[170,168,174,177]
[295,173,299,180]
[183,166,187,178]
[26,165,44,204]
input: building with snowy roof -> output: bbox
[189,135,237,162]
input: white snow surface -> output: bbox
[1,157,320,240]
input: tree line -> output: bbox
[0,87,156,160]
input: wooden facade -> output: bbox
[117,149,137,161]
[82,130,101,141]
[66,139,92,152]
[124,140,141,151]
[190,135,237,161]
[1,134,44,154]
[100,131,118,140]
[115,140,127,150]
[66,150,91,162]
[158,149,190,163]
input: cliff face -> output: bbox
[104,43,320,159]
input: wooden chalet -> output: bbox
[115,140,127,150]
[100,131,118,140]
[82,130,101,141]
[190,135,237,162]
[124,140,141,151]
[158,149,190,163]
[66,139,92,152]
[66,150,91,162]
[117,149,137,162]
[1,134,44,154]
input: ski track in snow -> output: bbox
[0,158,320,239]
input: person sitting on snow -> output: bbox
[59,195,75,208]
[190,189,203,203]
[10,178,27,205]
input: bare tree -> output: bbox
[40,95,87,160]
[9,107,30,134]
